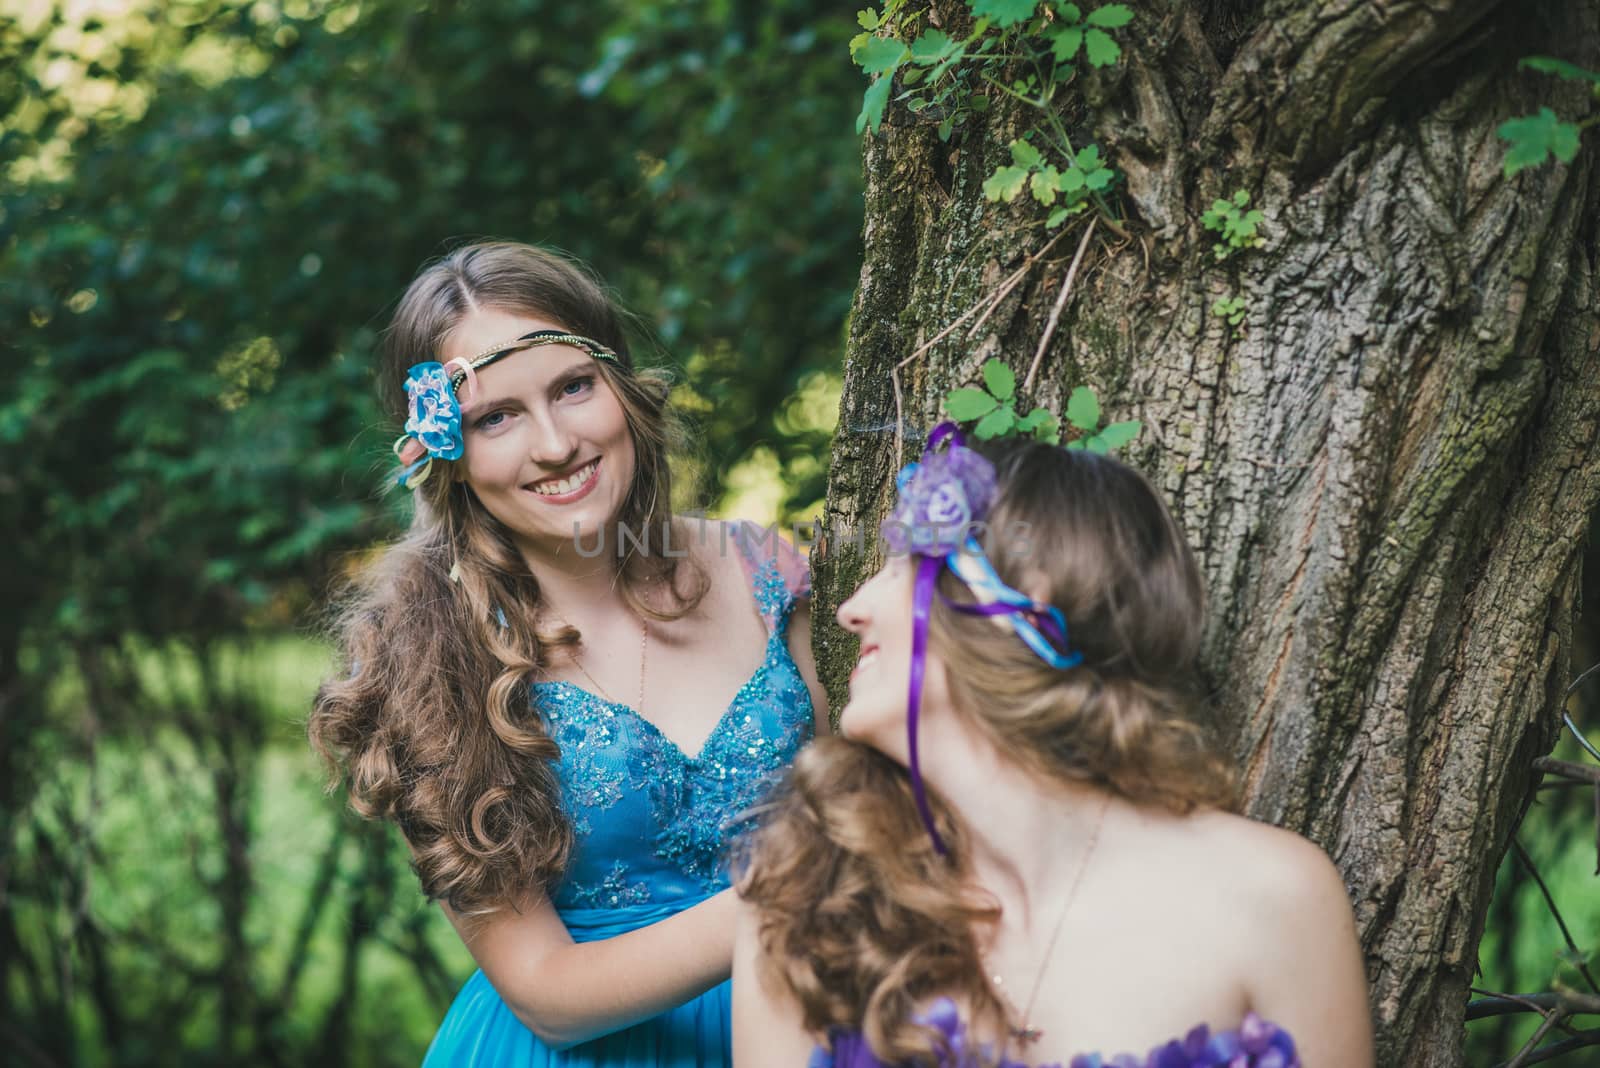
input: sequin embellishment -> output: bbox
[535,548,813,909]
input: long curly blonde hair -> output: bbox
[309,242,707,917]
[739,439,1236,1063]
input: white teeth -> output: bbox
[532,460,597,496]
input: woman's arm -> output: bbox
[1242,833,1375,1067]
[442,885,738,1049]
[732,895,820,1068]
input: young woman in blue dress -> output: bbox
[310,241,827,1067]
[733,428,1373,1068]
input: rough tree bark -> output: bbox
[811,2,1600,1064]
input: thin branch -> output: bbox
[1565,712,1600,763]
[890,230,1068,466]
[1469,991,1569,1020]
[1497,1028,1600,1068]
[1564,661,1600,700]
[1507,1008,1566,1068]
[1469,990,1600,1019]
[1024,216,1097,393]
[1534,758,1600,786]
[1511,837,1600,996]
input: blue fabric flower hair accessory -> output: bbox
[884,422,1083,856]
[392,330,619,490]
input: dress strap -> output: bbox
[730,519,811,633]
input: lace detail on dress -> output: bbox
[568,859,653,908]
[542,705,625,836]
[534,543,814,910]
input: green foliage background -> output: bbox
[2,0,861,1062]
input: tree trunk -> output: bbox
[812,1,1600,1063]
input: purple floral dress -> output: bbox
[812,997,1299,1068]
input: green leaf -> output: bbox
[1030,168,1059,205]
[1083,28,1120,67]
[910,29,958,64]
[983,164,1031,202]
[982,359,1016,401]
[1520,56,1600,85]
[1033,411,1061,444]
[1074,143,1102,170]
[970,94,991,113]
[1049,26,1083,62]
[938,115,955,141]
[1010,139,1044,168]
[1085,3,1133,28]
[1014,407,1047,432]
[856,36,909,75]
[857,8,881,30]
[1045,206,1071,227]
[857,74,894,134]
[1097,419,1141,450]
[928,50,966,82]
[1057,3,1083,23]
[1085,166,1114,191]
[1059,167,1086,192]
[1498,107,1582,176]
[1232,189,1251,207]
[1065,385,1100,430]
[1065,438,1083,450]
[971,0,1038,28]
[1082,433,1111,454]
[946,387,1001,420]
[974,405,1017,439]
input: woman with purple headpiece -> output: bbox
[732,427,1372,1068]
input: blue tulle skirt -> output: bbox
[422,899,731,1068]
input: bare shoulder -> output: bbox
[1181,808,1354,923]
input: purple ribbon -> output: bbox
[908,553,949,856]
[938,591,1073,654]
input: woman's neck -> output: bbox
[923,727,1117,932]
[518,531,637,622]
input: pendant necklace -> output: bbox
[988,795,1110,1046]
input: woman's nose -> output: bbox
[836,587,868,635]
[527,412,579,468]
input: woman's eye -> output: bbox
[560,376,595,398]
[475,410,509,431]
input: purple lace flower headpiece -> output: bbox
[882,423,1082,856]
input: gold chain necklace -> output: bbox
[988,795,1109,1046]
[558,616,649,712]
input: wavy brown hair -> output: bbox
[309,242,707,917]
[740,438,1236,1063]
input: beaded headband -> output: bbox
[392,330,620,490]
[884,422,1083,855]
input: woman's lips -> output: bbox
[525,458,602,504]
[850,645,880,680]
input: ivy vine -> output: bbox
[851,0,1134,229]
[1500,57,1600,177]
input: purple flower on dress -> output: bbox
[882,441,998,556]
[822,1001,1299,1068]
[403,362,465,461]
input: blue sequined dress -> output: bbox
[423,522,815,1067]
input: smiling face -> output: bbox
[835,555,953,764]
[440,305,637,558]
